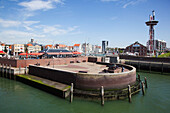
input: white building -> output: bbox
[73,44,82,52]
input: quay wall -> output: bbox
[29,63,136,90]
[120,55,170,63]
[0,56,88,68]
[125,60,170,73]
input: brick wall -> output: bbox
[0,56,88,68]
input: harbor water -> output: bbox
[0,72,170,113]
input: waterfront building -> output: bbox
[125,41,147,56]
[56,44,67,50]
[26,44,41,53]
[73,44,82,52]
[147,39,167,52]
[102,40,108,54]
[12,44,25,56]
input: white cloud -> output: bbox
[0,18,39,31]
[101,0,146,8]
[0,30,45,43]
[18,0,63,11]
[0,18,21,27]
[36,25,79,35]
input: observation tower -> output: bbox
[145,10,159,55]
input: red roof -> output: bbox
[19,53,44,56]
[74,44,80,47]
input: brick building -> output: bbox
[125,41,147,56]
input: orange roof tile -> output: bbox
[45,45,53,48]
[27,43,33,46]
[74,44,80,47]
[9,45,12,49]
[1,43,5,46]
[58,44,66,48]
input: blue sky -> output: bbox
[0,0,170,48]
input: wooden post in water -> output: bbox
[70,83,74,103]
[141,81,145,96]
[101,86,104,106]
[128,85,132,103]
[161,62,164,74]
[2,64,4,77]
[0,63,1,76]
[145,77,148,88]
[9,65,11,79]
[138,74,141,82]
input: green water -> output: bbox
[0,72,170,113]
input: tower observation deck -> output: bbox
[145,10,158,55]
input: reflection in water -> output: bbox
[0,72,170,113]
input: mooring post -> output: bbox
[138,74,141,82]
[149,63,151,73]
[145,77,148,88]
[141,81,145,96]
[0,63,1,76]
[161,62,164,74]
[70,83,74,103]
[5,64,7,78]
[2,64,4,77]
[101,86,104,106]
[128,85,132,103]
[9,65,11,79]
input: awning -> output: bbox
[73,51,81,54]
[0,51,6,54]
[19,53,28,56]
[29,53,44,56]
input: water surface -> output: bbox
[0,72,170,113]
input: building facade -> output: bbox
[102,41,108,53]
[125,41,147,56]
[147,39,167,52]
[12,44,25,56]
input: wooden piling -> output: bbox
[70,83,74,103]
[145,77,148,88]
[101,86,104,106]
[128,85,132,103]
[141,81,145,96]
[138,74,141,82]
[161,62,164,74]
